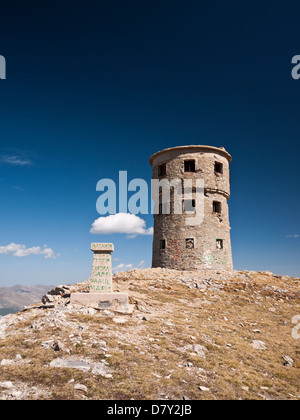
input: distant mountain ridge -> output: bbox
[0,284,53,315]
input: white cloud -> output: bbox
[112,263,134,273]
[0,243,59,259]
[112,260,148,273]
[90,213,153,238]
[286,234,300,239]
[0,155,32,166]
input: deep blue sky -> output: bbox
[0,0,300,286]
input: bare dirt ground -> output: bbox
[0,268,299,400]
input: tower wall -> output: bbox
[150,145,233,271]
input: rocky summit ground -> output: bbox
[0,268,299,400]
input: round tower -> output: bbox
[150,145,233,271]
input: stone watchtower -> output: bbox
[150,145,233,271]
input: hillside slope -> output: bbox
[0,269,299,400]
[0,285,53,316]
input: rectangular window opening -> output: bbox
[213,201,222,213]
[160,239,166,250]
[184,160,196,173]
[186,238,194,249]
[215,162,223,174]
[158,163,167,177]
[184,199,196,212]
[216,239,224,250]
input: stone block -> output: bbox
[90,243,114,293]
[71,292,129,313]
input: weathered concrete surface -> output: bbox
[71,292,129,313]
[150,145,233,271]
[90,243,114,293]
[71,243,129,312]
